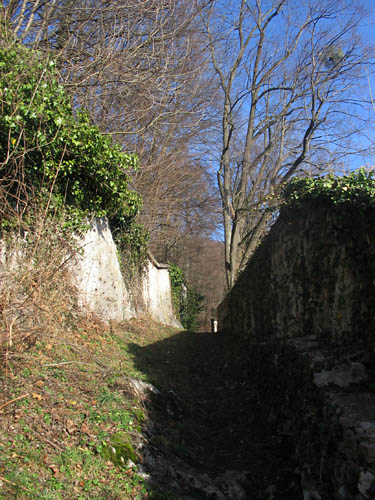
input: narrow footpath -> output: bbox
[128,328,302,499]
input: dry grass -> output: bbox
[0,210,82,370]
[0,209,181,498]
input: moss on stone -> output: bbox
[100,432,137,468]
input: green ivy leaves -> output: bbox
[169,264,203,331]
[0,38,141,227]
[282,168,375,209]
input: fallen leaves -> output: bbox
[49,464,60,477]
[0,475,32,493]
[0,318,172,498]
[80,421,90,434]
[65,419,77,435]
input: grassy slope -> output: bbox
[0,316,300,500]
[0,317,181,500]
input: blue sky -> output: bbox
[360,0,375,35]
[356,0,375,168]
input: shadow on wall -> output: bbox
[218,202,375,346]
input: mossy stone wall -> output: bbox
[217,175,375,498]
[218,201,375,348]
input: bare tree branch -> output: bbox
[201,0,373,288]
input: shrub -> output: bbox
[0,206,80,354]
[281,168,375,210]
[0,23,147,356]
[0,25,141,232]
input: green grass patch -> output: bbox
[0,318,181,499]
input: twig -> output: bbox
[0,475,32,493]
[42,361,75,367]
[7,317,16,348]
[5,318,17,381]
[37,435,64,452]
[43,361,96,368]
[0,393,29,411]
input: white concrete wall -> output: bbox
[0,236,23,273]
[73,218,135,321]
[0,218,179,326]
[142,259,181,328]
[73,218,180,326]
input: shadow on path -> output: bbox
[128,330,302,499]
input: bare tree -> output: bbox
[2,1,213,141]
[143,151,220,262]
[177,237,226,331]
[2,0,219,254]
[201,0,373,289]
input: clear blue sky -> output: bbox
[357,0,375,168]
[359,0,375,35]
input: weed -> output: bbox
[43,413,52,425]
[98,387,122,405]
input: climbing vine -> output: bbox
[281,168,375,210]
[169,263,185,315]
[169,263,203,331]
[112,221,150,286]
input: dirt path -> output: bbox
[129,330,302,499]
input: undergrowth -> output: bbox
[0,207,180,499]
[0,314,180,499]
[0,207,81,358]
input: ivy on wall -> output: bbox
[0,26,141,235]
[169,263,203,331]
[112,221,150,308]
[169,263,185,315]
[281,168,375,209]
[0,23,148,267]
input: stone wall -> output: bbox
[293,337,375,499]
[241,335,375,499]
[218,203,375,346]
[217,201,375,498]
[73,218,180,327]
